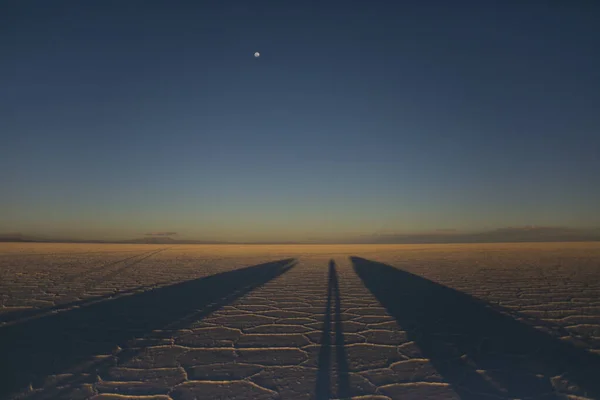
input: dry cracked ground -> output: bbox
[1,243,600,400]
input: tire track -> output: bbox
[62,248,167,284]
[93,247,171,287]
[37,248,171,310]
[1,249,171,327]
[0,249,145,258]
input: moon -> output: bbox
[254,52,260,58]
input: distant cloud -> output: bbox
[144,232,177,237]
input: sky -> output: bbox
[1,1,599,241]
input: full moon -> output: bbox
[254,52,260,58]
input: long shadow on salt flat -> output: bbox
[0,284,158,325]
[315,260,350,400]
[0,248,171,325]
[0,258,296,399]
[351,257,600,399]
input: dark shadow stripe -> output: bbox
[316,260,350,399]
[315,261,333,399]
[0,284,158,325]
[351,256,600,400]
[0,258,296,398]
[333,261,350,398]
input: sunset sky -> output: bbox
[2,1,599,241]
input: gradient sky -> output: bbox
[2,1,599,241]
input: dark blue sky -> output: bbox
[2,1,599,241]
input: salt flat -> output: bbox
[1,243,599,399]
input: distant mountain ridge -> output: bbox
[0,233,226,244]
[355,227,600,244]
[119,237,227,244]
[0,233,34,242]
[1,227,599,244]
